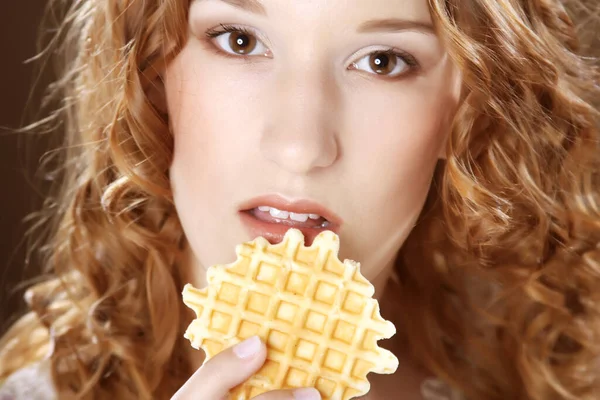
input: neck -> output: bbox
[370,259,396,301]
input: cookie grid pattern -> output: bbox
[183,229,398,400]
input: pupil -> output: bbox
[375,55,388,68]
[369,52,396,75]
[236,34,249,48]
[229,32,257,54]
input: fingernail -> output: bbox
[293,388,321,400]
[233,336,262,359]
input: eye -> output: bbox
[351,50,417,78]
[206,25,270,57]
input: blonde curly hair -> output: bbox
[1,0,598,399]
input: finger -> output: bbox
[253,388,322,400]
[171,336,267,400]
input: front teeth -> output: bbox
[269,208,289,219]
[258,206,323,222]
[290,212,309,222]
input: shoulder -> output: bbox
[0,360,57,400]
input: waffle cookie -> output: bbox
[182,229,399,400]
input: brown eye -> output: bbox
[352,49,414,78]
[228,32,258,54]
[208,27,270,57]
[368,52,398,75]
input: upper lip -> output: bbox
[239,194,343,226]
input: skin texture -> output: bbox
[165,0,461,396]
[166,0,461,287]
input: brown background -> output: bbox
[0,1,48,334]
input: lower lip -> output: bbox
[239,210,339,245]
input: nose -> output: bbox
[260,68,339,175]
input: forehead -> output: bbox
[195,0,432,22]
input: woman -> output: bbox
[1,0,599,399]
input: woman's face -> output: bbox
[165,0,461,289]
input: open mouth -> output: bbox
[251,206,331,228]
[239,196,342,245]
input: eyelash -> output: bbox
[205,24,420,76]
[206,24,255,41]
[362,48,419,71]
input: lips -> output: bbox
[238,195,342,245]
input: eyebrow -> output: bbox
[197,2,434,36]
[358,18,435,35]
[201,0,267,16]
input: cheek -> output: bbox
[165,46,250,263]
[165,45,261,206]
[350,57,459,171]
[166,53,245,161]
[337,74,457,261]
[166,50,220,211]
[346,79,454,197]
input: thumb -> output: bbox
[172,336,266,399]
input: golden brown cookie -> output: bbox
[182,229,398,400]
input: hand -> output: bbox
[171,336,322,400]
